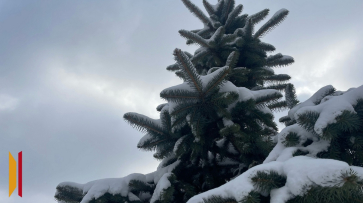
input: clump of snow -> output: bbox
[271,8,289,19]
[150,173,172,203]
[289,85,363,135]
[264,124,321,163]
[279,55,293,62]
[187,156,358,203]
[58,173,147,203]
[187,160,284,203]
[222,118,234,126]
[219,81,239,95]
[288,85,335,120]
[215,137,227,148]
[56,160,180,203]
[149,160,180,184]
[138,133,155,148]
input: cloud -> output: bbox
[0,94,18,111]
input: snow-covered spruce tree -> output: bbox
[55,48,284,203]
[55,0,297,202]
[123,49,284,202]
[188,85,363,203]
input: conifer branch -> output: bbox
[234,14,248,28]
[166,63,180,72]
[249,9,269,25]
[266,55,294,68]
[203,0,215,16]
[55,185,84,203]
[225,4,243,29]
[191,48,209,63]
[181,0,212,26]
[221,0,235,23]
[285,83,299,108]
[175,70,187,81]
[179,30,210,47]
[254,9,289,38]
[174,49,203,94]
[255,92,283,106]
[161,110,172,132]
[204,66,231,96]
[225,51,240,69]
[259,42,275,52]
[124,113,165,135]
[251,170,287,193]
[139,138,168,149]
[210,26,225,44]
[264,83,288,91]
[268,100,288,111]
[282,132,300,147]
[267,53,283,62]
[215,0,224,15]
[296,111,320,134]
[221,33,238,44]
[243,19,253,38]
[264,74,291,82]
[129,180,155,193]
[187,28,211,45]
[160,89,200,102]
[171,102,196,116]
[202,195,238,203]
[156,103,168,112]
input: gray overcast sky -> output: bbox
[0,0,362,202]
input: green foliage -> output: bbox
[202,195,238,203]
[240,191,270,203]
[55,185,84,203]
[181,0,212,27]
[254,9,289,38]
[123,111,180,160]
[293,149,309,157]
[282,132,300,147]
[251,171,287,194]
[124,112,166,135]
[285,83,299,109]
[129,180,155,195]
[296,111,320,134]
[312,86,335,105]
[267,100,288,112]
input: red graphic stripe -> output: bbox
[18,151,22,197]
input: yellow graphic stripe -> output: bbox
[9,152,16,197]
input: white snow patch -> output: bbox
[150,173,172,203]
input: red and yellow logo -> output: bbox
[9,151,22,197]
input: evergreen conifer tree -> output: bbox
[55,0,294,202]
[54,1,362,203]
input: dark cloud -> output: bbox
[0,1,362,202]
